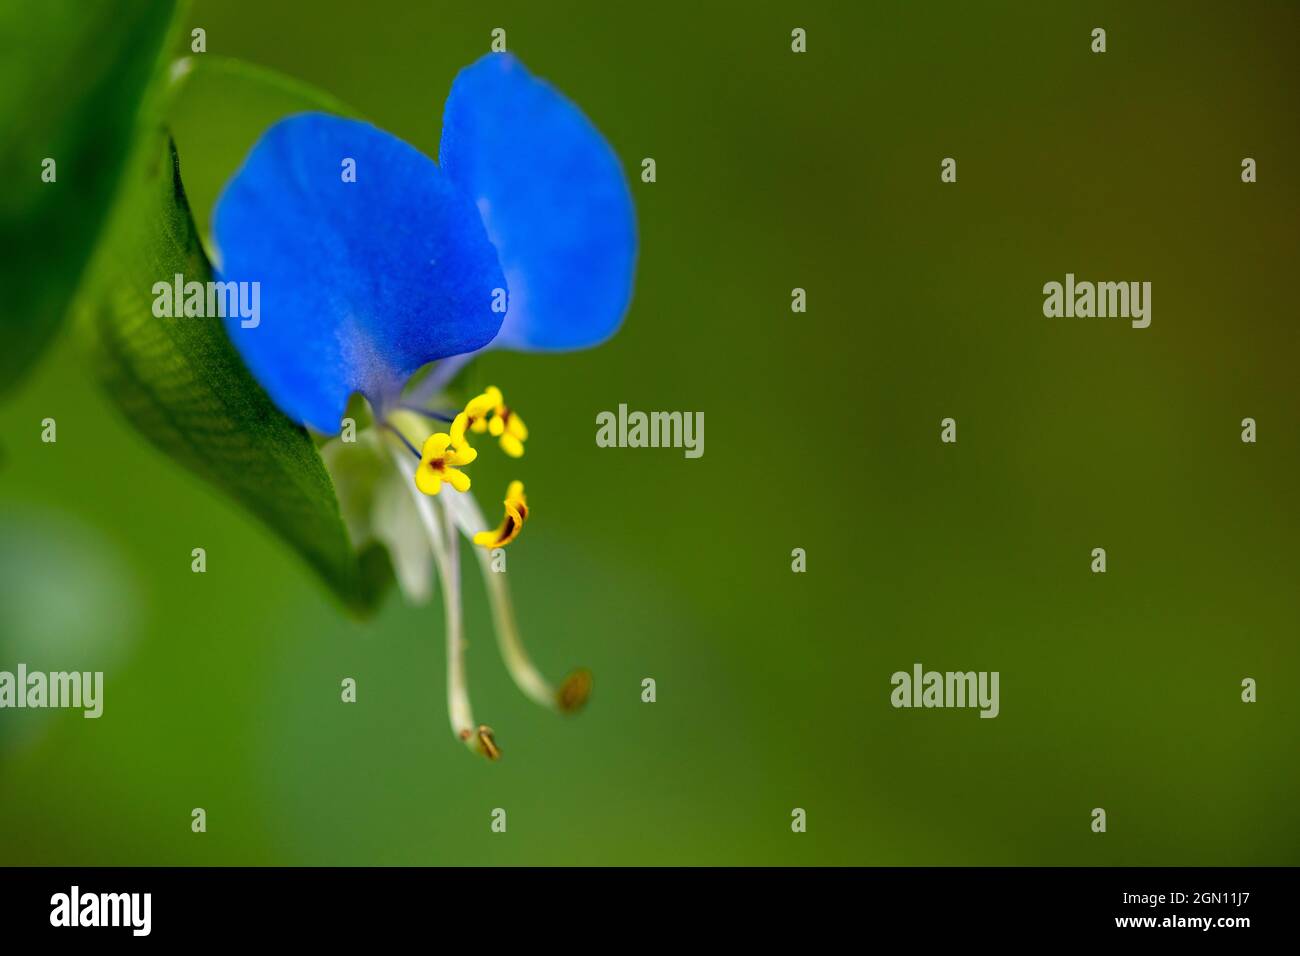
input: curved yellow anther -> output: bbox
[415,432,476,496]
[473,480,528,548]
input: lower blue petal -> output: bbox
[440,54,637,352]
[212,113,505,433]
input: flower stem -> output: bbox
[396,447,499,760]
[441,488,591,714]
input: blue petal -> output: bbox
[212,113,505,433]
[440,54,637,352]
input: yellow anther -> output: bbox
[489,406,527,458]
[475,725,501,760]
[463,385,527,458]
[415,432,477,496]
[457,725,501,760]
[473,480,528,548]
[450,388,498,446]
[556,668,593,714]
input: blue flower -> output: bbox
[212,52,637,435]
[211,53,633,759]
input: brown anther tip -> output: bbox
[475,725,502,761]
[556,668,593,714]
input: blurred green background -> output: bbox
[2,0,1297,865]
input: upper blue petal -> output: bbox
[212,113,506,433]
[439,54,637,352]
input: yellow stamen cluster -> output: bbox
[449,388,496,446]
[412,388,532,550]
[452,386,528,458]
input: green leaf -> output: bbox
[79,135,390,615]
[0,0,183,395]
[164,55,359,257]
